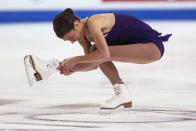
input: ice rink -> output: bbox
[0,21,196,130]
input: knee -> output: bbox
[142,54,161,64]
[143,50,162,63]
[92,66,99,70]
[151,52,162,61]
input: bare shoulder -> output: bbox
[87,13,115,31]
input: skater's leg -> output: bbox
[68,44,102,72]
[109,43,161,63]
[71,61,123,85]
[71,62,100,72]
[72,45,123,85]
[99,61,123,85]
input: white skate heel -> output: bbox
[100,84,132,109]
[24,55,59,87]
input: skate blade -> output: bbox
[29,55,43,81]
[24,55,34,87]
[24,55,43,87]
[100,101,132,110]
[99,102,132,115]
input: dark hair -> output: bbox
[53,8,80,38]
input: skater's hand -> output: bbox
[57,58,75,76]
[58,64,73,76]
[63,58,76,69]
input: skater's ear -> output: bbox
[74,20,80,30]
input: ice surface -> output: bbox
[0,21,196,130]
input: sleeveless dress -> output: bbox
[84,13,172,57]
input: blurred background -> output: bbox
[0,0,196,130]
[0,0,196,87]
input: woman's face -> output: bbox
[62,21,81,44]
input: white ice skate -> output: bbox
[24,55,59,87]
[100,84,132,109]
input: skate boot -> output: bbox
[100,84,132,109]
[24,55,59,86]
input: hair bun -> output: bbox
[64,8,74,15]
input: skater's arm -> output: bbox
[58,16,110,71]
[78,40,91,55]
[58,41,92,75]
[66,16,110,64]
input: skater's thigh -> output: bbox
[108,43,161,64]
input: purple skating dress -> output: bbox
[85,13,172,57]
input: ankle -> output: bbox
[112,81,124,86]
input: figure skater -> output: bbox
[24,8,172,109]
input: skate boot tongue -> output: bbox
[113,84,121,95]
[46,60,59,70]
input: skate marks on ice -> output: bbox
[0,99,24,106]
[31,105,196,124]
[1,103,196,130]
[45,103,100,110]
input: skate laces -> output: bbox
[105,85,121,103]
[114,86,120,95]
[46,61,58,70]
